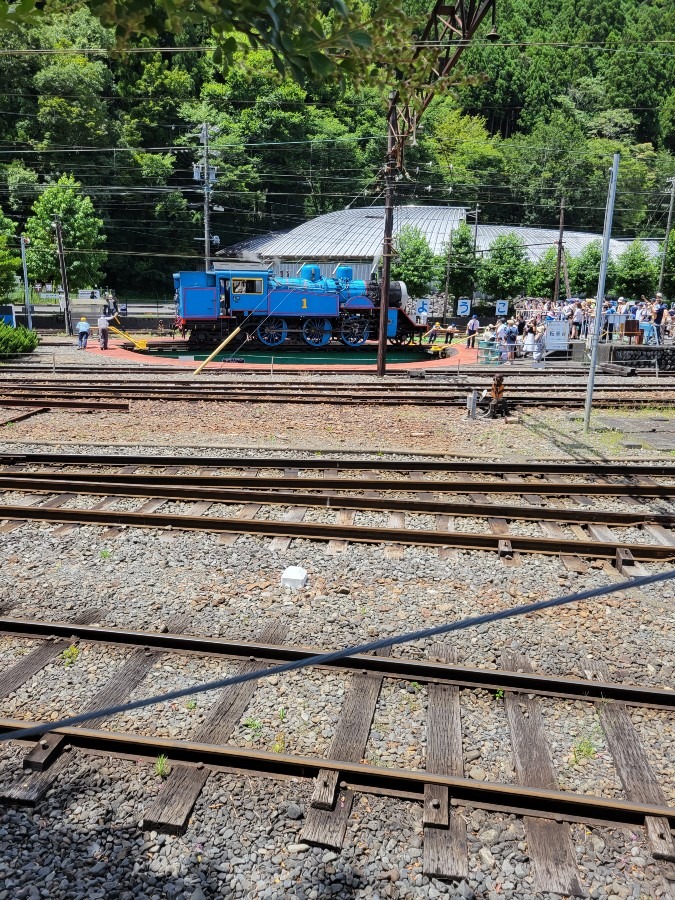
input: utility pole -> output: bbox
[471,205,479,255]
[470,205,480,302]
[583,153,619,434]
[19,236,32,331]
[374,0,498,377]
[376,95,397,378]
[442,228,454,323]
[658,176,675,294]
[553,196,565,303]
[201,123,211,272]
[52,217,72,336]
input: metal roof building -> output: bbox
[223,206,660,279]
[475,224,660,263]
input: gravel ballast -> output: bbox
[0,351,674,900]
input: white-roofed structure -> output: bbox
[222,206,660,279]
[474,224,660,263]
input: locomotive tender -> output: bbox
[173,261,420,349]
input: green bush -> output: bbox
[0,322,39,356]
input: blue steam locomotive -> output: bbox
[173,262,421,349]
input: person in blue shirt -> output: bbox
[75,317,91,350]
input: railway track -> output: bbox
[0,614,674,896]
[0,453,673,566]
[0,372,672,407]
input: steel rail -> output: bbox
[0,717,673,827]
[2,616,674,710]
[3,380,671,393]
[0,503,673,558]
[2,452,674,476]
[4,377,672,390]
[3,469,673,496]
[0,398,129,410]
[0,475,673,526]
[2,382,673,401]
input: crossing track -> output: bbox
[0,615,674,895]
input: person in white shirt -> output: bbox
[98,313,115,349]
[466,314,480,348]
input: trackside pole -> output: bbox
[583,153,620,434]
[193,326,242,375]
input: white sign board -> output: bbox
[495,299,508,316]
[545,320,570,351]
[457,297,472,316]
[416,300,429,315]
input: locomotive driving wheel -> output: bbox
[302,318,332,347]
[340,315,370,347]
[256,317,288,347]
[389,333,414,347]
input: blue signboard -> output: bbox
[495,299,508,316]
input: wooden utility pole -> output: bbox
[375,0,498,376]
[376,97,398,377]
[201,123,211,272]
[442,228,453,323]
[553,196,565,303]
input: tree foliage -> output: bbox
[440,223,477,305]
[613,240,658,299]
[0,206,20,296]
[527,247,558,299]
[0,0,671,295]
[391,225,437,299]
[478,234,530,299]
[25,175,106,290]
[662,229,675,300]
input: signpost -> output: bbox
[495,299,508,317]
[457,297,472,316]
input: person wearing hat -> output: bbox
[466,314,480,349]
[426,321,441,344]
[75,316,91,350]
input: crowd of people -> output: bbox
[420,291,673,365]
[514,293,674,344]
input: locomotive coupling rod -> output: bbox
[193,326,242,375]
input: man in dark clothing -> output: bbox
[654,292,667,342]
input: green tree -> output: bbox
[613,240,657,299]
[25,175,106,290]
[0,206,20,297]
[425,102,503,203]
[439,223,477,308]
[391,225,438,299]
[527,247,558,299]
[2,0,409,87]
[661,230,675,300]
[479,234,531,299]
[570,241,603,296]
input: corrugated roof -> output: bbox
[227,206,661,263]
[475,225,660,262]
[258,205,467,258]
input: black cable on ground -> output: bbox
[1,568,674,744]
